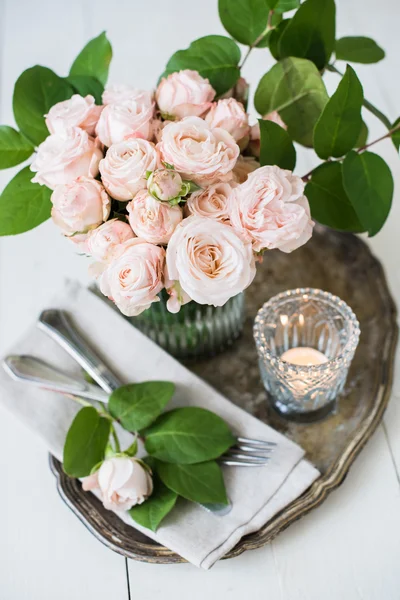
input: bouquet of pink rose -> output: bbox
[27,70,313,317]
[1,0,397,320]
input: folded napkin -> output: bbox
[0,281,319,569]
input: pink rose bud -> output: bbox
[86,218,135,262]
[51,177,111,236]
[147,168,183,202]
[156,69,216,120]
[127,190,183,244]
[157,117,239,186]
[82,457,153,512]
[99,238,166,316]
[205,98,250,142]
[30,128,103,190]
[45,94,103,137]
[230,165,314,253]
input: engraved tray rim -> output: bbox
[49,229,399,564]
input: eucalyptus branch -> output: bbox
[326,64,392,129]
[239,10,275,69]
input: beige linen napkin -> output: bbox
[0,281,319,569]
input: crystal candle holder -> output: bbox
[253,288,360,422]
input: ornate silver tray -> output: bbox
[50,225,398,563]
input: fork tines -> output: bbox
[219,436,277,467]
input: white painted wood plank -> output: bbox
[0,1,128,598]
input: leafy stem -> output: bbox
[110,424,121,453]
[326,63,392,129]
[302,121,400,182]
[240,10,275,69]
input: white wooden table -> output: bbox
[1,0,399,597]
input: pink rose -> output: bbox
[30,128,102,190]
[82,456,153,512]
[156,70,215,119]
[205,98,249,142]
[158,117,239,185]
[230,166,314,253]
[45,94,103,137]
[186,182,234,223]
[51,177,110,236]
[96,92,154,147]
[99,238,165,316]
[166,216,256,307]
[86,218,135,262]
[232,156,260,184]
[127,190,182,244]
[147,168,183,202]
[102,85,153,106]
[99,138,158,201]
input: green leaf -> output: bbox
[254,57,329,147]
[162,35,241,96]
[313,65,363,159]
[13,66,74,146]
[255,13,283,48]
[259,119,296,170]
[342,150,393,236]
[63,407,111,477]
[218,0,270,46]
[69,32,112,86]
[109,381,175,432]
[355,120,368,149]
[278,0,336,69]
[129,477,178,532]
[268,19,290,59]
[0,126,34,169]
[305,162,364,232]
[335,37,385,64]
[391,117,400,152]
[156,460,228,505]
[66,75,104,104]
[266,0,300,11]
[0,166,52,235]
[144,407,235,464]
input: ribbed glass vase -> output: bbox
[129,291,245,359]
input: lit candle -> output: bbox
[280,347,328,366]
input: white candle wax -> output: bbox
[280,347,328,366]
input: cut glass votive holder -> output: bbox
[253,288,360,422]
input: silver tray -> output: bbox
[50,226,398,563]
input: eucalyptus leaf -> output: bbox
[259,119,296,170]
[156,460,228,505]
[0,126,34,169]
[218,0,270,46]
[0,166,52,235]
[342,151,393,236]
[109,381,175,432]
[335,37,385,64]
[313,65,363,159]
[129,477,178,532]
[391,117,400,152]
[254,57,329,147]
[13,66,74,146]
[278,0,336,69]
[255,13,283,48]
[305,162,364,232]
[268,19,290,59]
[66,75,104,104]
[267,0,300,12]
[69,31,112,86]
[144,407,235,464]
[162,35,241,96]
[63,407,111,477]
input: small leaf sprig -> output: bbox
[63,381,235,531]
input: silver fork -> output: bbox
[32,308,275,466]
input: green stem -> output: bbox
[65,394,93,408]
[326,64,392,129]
[239,11,275,69]
[110,424,121,453]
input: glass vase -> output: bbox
[129,291,245,360]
